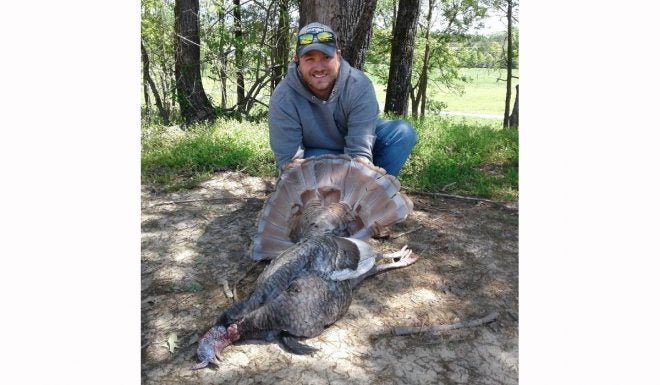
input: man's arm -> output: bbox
[268,96,305,172]
[344,76,379,163]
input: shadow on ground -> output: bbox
[141,171,518,385]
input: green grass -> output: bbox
[399,116,518,200]
[369,67,518,117]
[438,68,518,115]
[141,115,518,200]
[141,120,276,190]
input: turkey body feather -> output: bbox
[217,236,374,331]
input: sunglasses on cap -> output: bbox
[297,31,336,46]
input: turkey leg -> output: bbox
[350,245,417,288]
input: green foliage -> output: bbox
[365,28,468,97]
[398,116,518,200]
[141,0,176,122]
[450,29,518,68]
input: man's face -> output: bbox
[295,50,341,99]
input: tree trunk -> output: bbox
[418,0,434,118]
[160,75,174,120]
[142,41,170,125]
[410,80,420,118]
[384,0,420,116]
[298,0,376,70]
[503,0,513,128]
[220,52,228,109]
[143,65,151,121]
[298,0,340,29]
[411,0,433,118]
[272,0,290,90]
[338,0,377,70]
[233,0,246,113]
[174,0,215,125]
[164,64,176,118]
[507,84,518,128]
[392,1,398,36]
[216,4,228,109]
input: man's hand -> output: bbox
[283,158,305,171]
[353,156,373,166]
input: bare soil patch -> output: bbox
[141,170,518,385]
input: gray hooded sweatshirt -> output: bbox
[268,58,379,171]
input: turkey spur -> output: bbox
[193,235,417,369]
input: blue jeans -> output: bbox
[303,119,417,176]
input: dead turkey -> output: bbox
[250,154,414,261]
[194,234,417,369]
[193,155,417,369]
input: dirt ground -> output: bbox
[141,170,519,385]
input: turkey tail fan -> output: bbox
[248,177,302,260]
[250,162,301,261]
[318,155,350,205]
[349,173,414,239]
[249,189,298,261]
[350,192,414,239]
[249,234,294,261]
[305,154,349,206]
[339,158,385,208]
[311,155,334,188]
[329,155,351,186]
[278,165,307,207]
[250,155,413,261]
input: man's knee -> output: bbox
[386,120,417,150]
[397,120,417,147]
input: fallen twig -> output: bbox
[391,226,423,239]
[392,311,499,336]
[442,182,456,190]
[149,197,247,207]
[404,189,515,209]
[221,279,233,299]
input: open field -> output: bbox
[368,68,519,118]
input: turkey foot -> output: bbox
[381,245,417,267]
[350,245,418,287]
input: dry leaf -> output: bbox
[164,332,178,353]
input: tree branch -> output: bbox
[404,189,515,209]
[392,311,499,336]
[148,196,256,207]
[391,226,423,239]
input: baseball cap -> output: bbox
[296,22,337,57]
